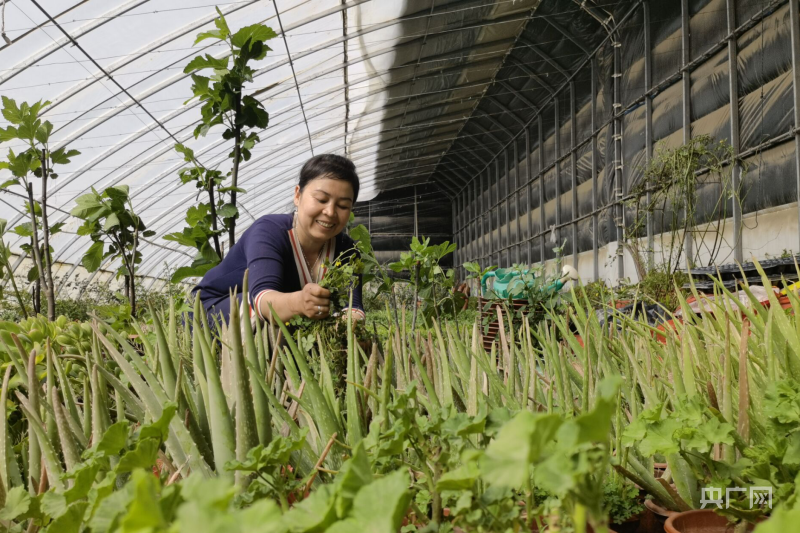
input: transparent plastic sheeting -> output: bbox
[455,0,800,272]
[0,0,534,287]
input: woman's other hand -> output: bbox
[296,283,331,319]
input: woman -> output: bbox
[193,154,365,324]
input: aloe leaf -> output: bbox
[269,304,340,444]
[346,291,363,445]
[93,325,212,478]
[0,366,21,490]
[666,453,699,509]
[52,353,83,431]
[149,303,178,401]
[51,386,81,474]
[192,310,234,480]
[316,336,340,426]
[93,365,145,421]
[240,271,271,447]
[4,334,29,385]
[45,343,59,453]
[229,289,259,487]
[90,365,111,446]
[15,391,65,491]
[26,350,40,493]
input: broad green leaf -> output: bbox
[326,469,411,533]
[638,418,682,457]
[0,486,30,520]
[281,484,337,531]
[91,421,130,458]
[184,54,229,74]
[45,501,88,533]
[103,212,120,231]
[12,222,33,237]
[1,96,22,124]
[82,240,105,272]
[171,263,216,283]
[436,461,480,491]
[480,411,562,489]
[216,203,238,219]
[333,442,372,517]
[117,470,165,532]
[753,502,800,533]
[34,120,53,143]
[49,148,80,165]
[231,24,277,48]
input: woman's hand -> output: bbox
[295,283,331,319]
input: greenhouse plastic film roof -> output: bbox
[0,0,538,286]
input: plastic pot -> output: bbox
[664,509,758,533]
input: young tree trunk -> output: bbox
[228,93,243,249]
[128,236,138,317]
[39,152,56,320]
[4,262,29,318]
[33,275,41,315]
[26,183,52,319]
[207,182,223,260]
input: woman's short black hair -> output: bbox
[298,154,360,203]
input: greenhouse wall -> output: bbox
[448,0,800,285]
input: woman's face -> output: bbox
[293,176,354,244]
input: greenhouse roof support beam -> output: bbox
[726,0,743,264]
[487,97,526,128]
[506,57,554,95]
[790,0,800,256]
[517,37,569,79]
[452,0,643,200]
[29,0,183,146]
[544,16,591,56]
[497,80,539,113]
[272,0,315,156]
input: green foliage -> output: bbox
[164,144,226,284]
[71,185,151,315]
[167,8,276,263]
[389,236,464,326]
[0,96,81,319]
[627,135,744,274]
[4,254,800,532]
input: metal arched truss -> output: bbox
[0,0,540,291]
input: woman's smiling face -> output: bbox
[293,176,354,244]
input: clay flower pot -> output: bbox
[664,509,758,533]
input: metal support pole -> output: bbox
[525,128,533,264]
[538,116,546,263]
[481,170,487,262]
[494,158,504,267]
[414,185,419,238]
[644,1,655,269]
[470,179,476,263]
[613,37,625,281]
[591,57,599,280]
[554,99,562,250]
[514,139,522,264]
[570,81,578,270]
[504,151,512,265]
[368,201,372,234]
[727,0,743,264]
[489,165,495,266]
[789,0,800,255]
[681,0,693,269]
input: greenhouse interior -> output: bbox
[1,0,800,531]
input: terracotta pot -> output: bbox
[664,509,758,533]
[644,499,673,530]
[611,512,642,533]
